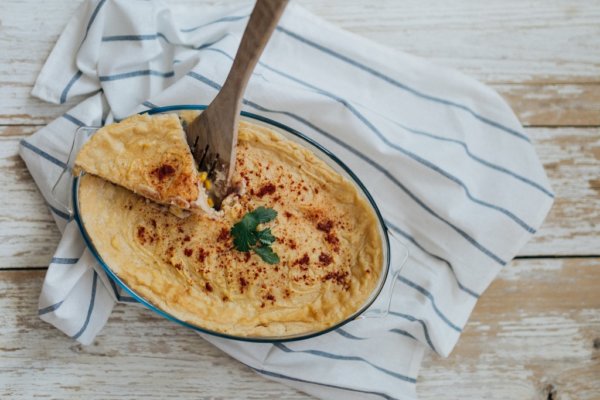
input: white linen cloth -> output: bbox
[20,1,554,399]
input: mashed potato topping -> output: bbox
[77,118,383,337]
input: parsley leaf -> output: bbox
[253,245,280,264]
[251,206,277,224]
[230,207,279,264]
[255,228,276,246]
[231,220,256,252]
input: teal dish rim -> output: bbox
[72,104,391,343]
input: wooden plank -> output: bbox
[526,127,600,256]
[2,125,598,268]
[1,258,598,399]
[496,83,600,127]
[302,0,600,84]
[0,270,309,400]
[419,257,600,399]
[0,0,599,125]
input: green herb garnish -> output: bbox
[231,207,279,264]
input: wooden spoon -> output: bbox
[186,0,289,207]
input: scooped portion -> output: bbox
[74,114,201,209]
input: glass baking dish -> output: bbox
[53,105,408,342]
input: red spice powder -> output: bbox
[136,226,146,243]
[239,277,248,292]
[151,164,176,180]
[319,252,333,266]
[294,253,310,266]
[217,228,230,241]
[317,220,334,233]
[197,248,208,262]
[205,282,213,292]
[256,183,276,197]
[323,270,349,288]
[325,233,339,247]
[183,248,193,257]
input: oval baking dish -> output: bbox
[66,105,407,342]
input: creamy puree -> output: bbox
[78,119,383,337]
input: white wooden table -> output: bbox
[1,1,599,398]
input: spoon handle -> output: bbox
[218,0,288,105]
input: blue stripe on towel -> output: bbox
[60,0,107,104]
[203,47,537,232]
[389,311,437,353]
[102,268,137,303]
[71,271,98,340]
[186,70,507,266]
[390,328,418,341]
[385,220,480,299]
[102,32,174,45]
[103,34,159,41]
[180,14,249,33]
[47,202,72,221]
[106,276,137,303]
[99,70,175,82]
[38,300,64,316]
[51,257,79,264]
[20,140,67,169]
[195,36,229,50]
[275,26,530,143]
[60,71,83,104]
[62,113,86,127]
[142,100,159,109]
[274,343,417,384]
[80,0,107,47]
[335,328,366,340]
[337,327,419,343]
[397,276,463,333]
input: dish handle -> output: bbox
[50,126,99,218]
[357,229,409,319]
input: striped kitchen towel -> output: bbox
[20,1,554,399]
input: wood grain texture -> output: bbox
[526,127,600,256]
[419,257,600,400]
[0,270,309,400]
[1,258,598,399]
[1,0,599,399]
[0,0,599,125]
[496,84,600,127]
